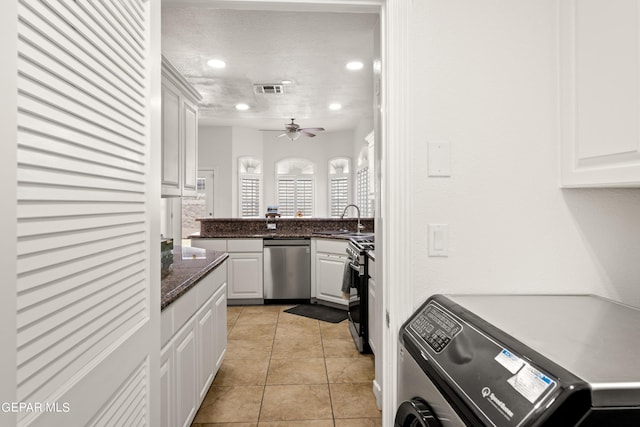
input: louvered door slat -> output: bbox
[17,201,144,219]
[18,148,144,185]
[16,222,143,255]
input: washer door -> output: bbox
[395,399,442,427]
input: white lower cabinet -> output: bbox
[196,296,216,402]
[161,262,227,427]
[192,239,263,302]
[228,253,263,300]
[175,319,197,427]
[312,239,348,307]
[213,284,227,370]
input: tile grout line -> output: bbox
[320,320,338,427]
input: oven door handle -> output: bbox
[349,261,364,276]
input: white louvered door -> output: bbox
[11,0,160,426]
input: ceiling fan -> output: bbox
[278,118,325,141]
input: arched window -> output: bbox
[275,158,314,217]
[328,157,351,217]
[238,156,262,218]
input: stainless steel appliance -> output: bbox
[397,294,640,426]
[263,238,311,302]
[346,236,374,353]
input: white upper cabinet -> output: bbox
[560,0,640,187]
[161,56,202,197]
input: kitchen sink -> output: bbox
[312,230,374,239]
[311,230,350,235]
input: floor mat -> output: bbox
[284,304,348,323]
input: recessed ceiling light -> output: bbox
[329,103,342,111]
[235,103,250,111]
[346,61,363,71]
[207,59,226,69]
[281,79,293,85]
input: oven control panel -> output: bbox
[409,304,462,352]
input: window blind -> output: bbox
[330,176,349,217]
[277,176,313,217]
[357,167,372,217]
[240,175,261,217]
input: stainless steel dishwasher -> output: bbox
[263,238,311,301]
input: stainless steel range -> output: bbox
[346,235,374,354]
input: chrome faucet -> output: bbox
[340,204,363,234]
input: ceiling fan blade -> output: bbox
[300,131,317,137]
[277,133,288,138]
[299,127,325,132]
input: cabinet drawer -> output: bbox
[196,262,227,307]
[315,238,348,254]
[191,239,227,251]
[227,238,263,252]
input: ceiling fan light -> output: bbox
[287,131,300,141]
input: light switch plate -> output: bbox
[428,224,449,257]
[428,141,451,177]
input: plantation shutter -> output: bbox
[357,167,372,217]
[277,176,313,217]
[240,175,261,217]
[15,0,158,425]
[330,176,349,217]
[296,177,313,217]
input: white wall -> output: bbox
[198,125,362,218]
[262,129,356,216]
[198,126,233,217]
[409,0,640,307]
[231,127,263,217]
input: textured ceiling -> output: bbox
[161,6,377,132]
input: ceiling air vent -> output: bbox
[253,83,285,95]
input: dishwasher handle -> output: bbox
[263,238,310,247]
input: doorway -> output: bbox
[159,2,408,427]
[182,169,214,239]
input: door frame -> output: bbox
[160,1,414,425]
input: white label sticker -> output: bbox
[495,349,524,374]
[507,364,554,404]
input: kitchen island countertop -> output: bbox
[161,245,228,310]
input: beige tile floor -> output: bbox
[192,304,382,427]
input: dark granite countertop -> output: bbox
[190,232,368,240]
[161,245,228,310]
[195,217,374,239]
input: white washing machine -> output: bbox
[396,294,640,426]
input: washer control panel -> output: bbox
[409,304,462,352]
